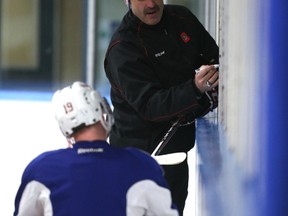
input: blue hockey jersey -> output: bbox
[14,140,178,216]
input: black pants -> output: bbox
[162,158,189,216]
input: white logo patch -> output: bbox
[78,148,104,154]
[155,51,165,57]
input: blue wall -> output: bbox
[266,0,288,215]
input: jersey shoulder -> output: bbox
[21,149,67,178]
[125,147,162,170]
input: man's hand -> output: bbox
[194,65,219,93]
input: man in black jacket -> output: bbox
[104,0,219,214]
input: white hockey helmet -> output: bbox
[52,81,114,137]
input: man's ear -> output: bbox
[124,0,131,9]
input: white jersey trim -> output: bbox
[17,180,53,216]
[126,179,179,216]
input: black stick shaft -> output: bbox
[152,116,184,156]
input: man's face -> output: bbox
[130,0,164,25]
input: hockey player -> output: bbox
[13,81,179,216]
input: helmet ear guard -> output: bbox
[52,81,114,137]
[90,90,114,134]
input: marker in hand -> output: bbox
[195,64,219,74]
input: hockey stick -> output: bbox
[152,152,187,165]
[151,116,187,165]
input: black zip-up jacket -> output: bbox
[104,5,219,154]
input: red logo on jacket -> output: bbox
[180,32,191,43]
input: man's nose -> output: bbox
[146,0,157,8]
